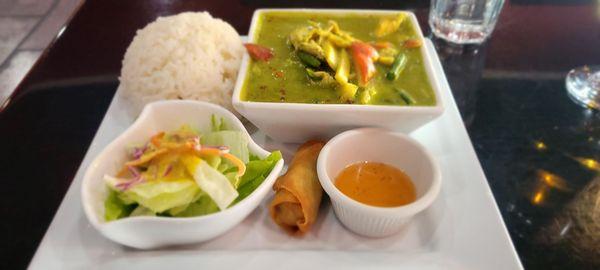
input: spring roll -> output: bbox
[269,140,325,235]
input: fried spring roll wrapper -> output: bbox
[270,141,325,235]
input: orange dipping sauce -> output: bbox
[335,162,416,207]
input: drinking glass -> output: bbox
[566,66,600,110]
[429,0,506,44]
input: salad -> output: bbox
[104,116,281,221]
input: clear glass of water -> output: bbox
[429,0,506,44]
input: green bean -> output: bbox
[306,68,319,79]
[386,53,407,81]
[397,88,416,105]
[297,51,321,68]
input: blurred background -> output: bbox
[0,0,80,103]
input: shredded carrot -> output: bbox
[116,166,129,178]
[125,148,168,167]
[130,131,247,179]
[221,153,246,177]
[150,132,165,147]
[196,148,222,156]
[196,148,246,177]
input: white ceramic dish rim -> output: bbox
[317,128,442,216]
[232,8,444,114]
[81,100,284,227]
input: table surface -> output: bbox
[1,0,599,269]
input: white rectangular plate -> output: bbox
[29,40,523,270]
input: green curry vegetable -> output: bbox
[241,11,435,106]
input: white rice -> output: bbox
[119,12,244,114]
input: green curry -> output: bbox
[241,11,435,106]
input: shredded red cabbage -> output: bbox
[127,165,140,177]
[115,175,145,191]
[163,164,173,177]
[132,144,148,159]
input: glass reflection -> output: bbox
[574,157,600,172]
[538,170,570,191]
[431,36,488,127]
[534,141,547,151]
[537,176,600,266]
[524,106,600,266]
[532,188,545,205]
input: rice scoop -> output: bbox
[120,12,244,114]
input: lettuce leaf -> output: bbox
[120,179,200,213]
[130,205,155,217]
[202,130,250,164]
[206,114,249,163]
[166,191,204,216]
[210,115,228,132]
[172,194,220,217]
[224,172,240,188]
[239,151,282,187]
[183,156,238,210]
[233,151,282,204]
[234,175,266,205]
[203,154,222,169]
[104,189,136,221]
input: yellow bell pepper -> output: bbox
[335,49,358,102]
[323,40,339,70]
[374,13,407,38]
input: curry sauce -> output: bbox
[241,11,435,106]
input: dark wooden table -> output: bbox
[1,0,599,269]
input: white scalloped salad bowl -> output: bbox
[81,100,284,249]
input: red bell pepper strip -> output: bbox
[244,43,274,61]
[371,41,393,50]
[349,42,379,85]
[404,38,423,49]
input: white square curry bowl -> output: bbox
[233,9,445,143]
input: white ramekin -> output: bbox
[317,128,441,237]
